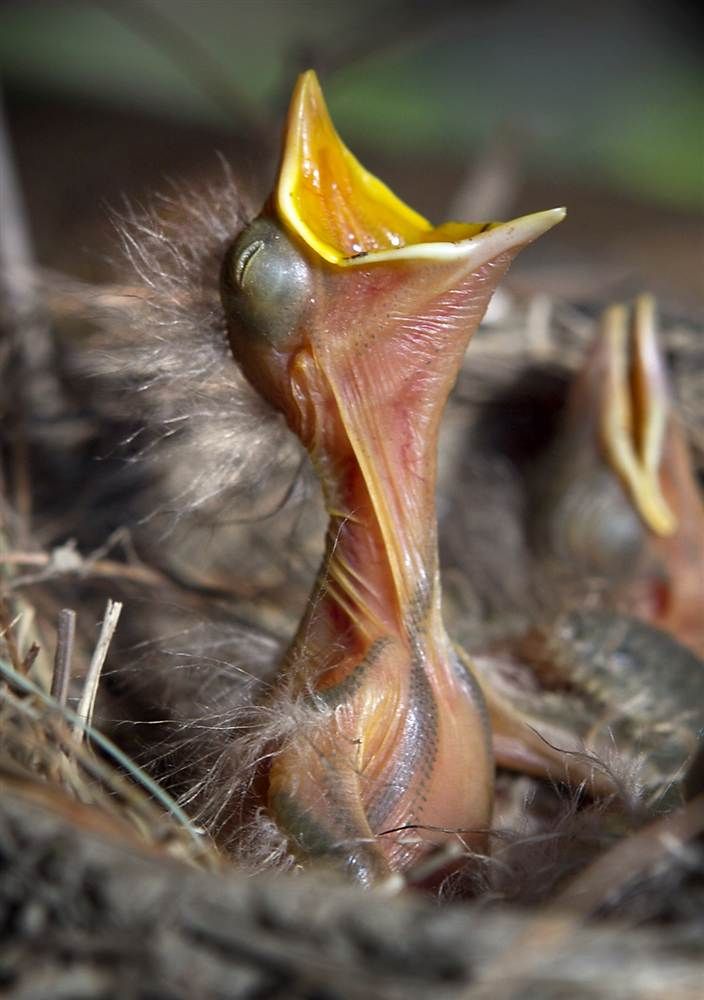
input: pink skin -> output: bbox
[633,419,704,656]
[226,234,530,881]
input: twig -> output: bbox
[526,293,555,360]
[448,128,523,222]
[0,655,205,849]
[73,599,123,742]
[21,642,40,674]
[0,87,65,538]
[0,543,273,602]
[0,595,24,674]
[51,609,76,706]
[1,545,168,590]
[0,93,36,324]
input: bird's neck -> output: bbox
[323,423,441,636]
[283,344,454,682]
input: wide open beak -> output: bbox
[275,70,565,271]
[600,296,677,537]
[605,297,704,653]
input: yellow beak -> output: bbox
[276,70,565,269]
[601,296,677,536]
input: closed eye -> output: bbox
[235,238,265,286]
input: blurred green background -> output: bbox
[1,0,702,306]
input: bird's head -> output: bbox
[221,71,564,460]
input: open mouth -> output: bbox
[275,70,564,270]
[600,295,676,536]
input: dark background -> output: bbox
[1,0,703,308]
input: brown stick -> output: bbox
[51,608,76,706]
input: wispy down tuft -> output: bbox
[91,166,299,526]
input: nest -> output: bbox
[2,173,704,998]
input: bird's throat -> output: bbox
[267,336,493,876]
[284,339,449,685]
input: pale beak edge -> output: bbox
[342,207,566,269]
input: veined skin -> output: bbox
[221,70,564,881]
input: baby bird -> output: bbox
[220,71,564,881]
[463,297,704,797]
[531,295,704,656]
